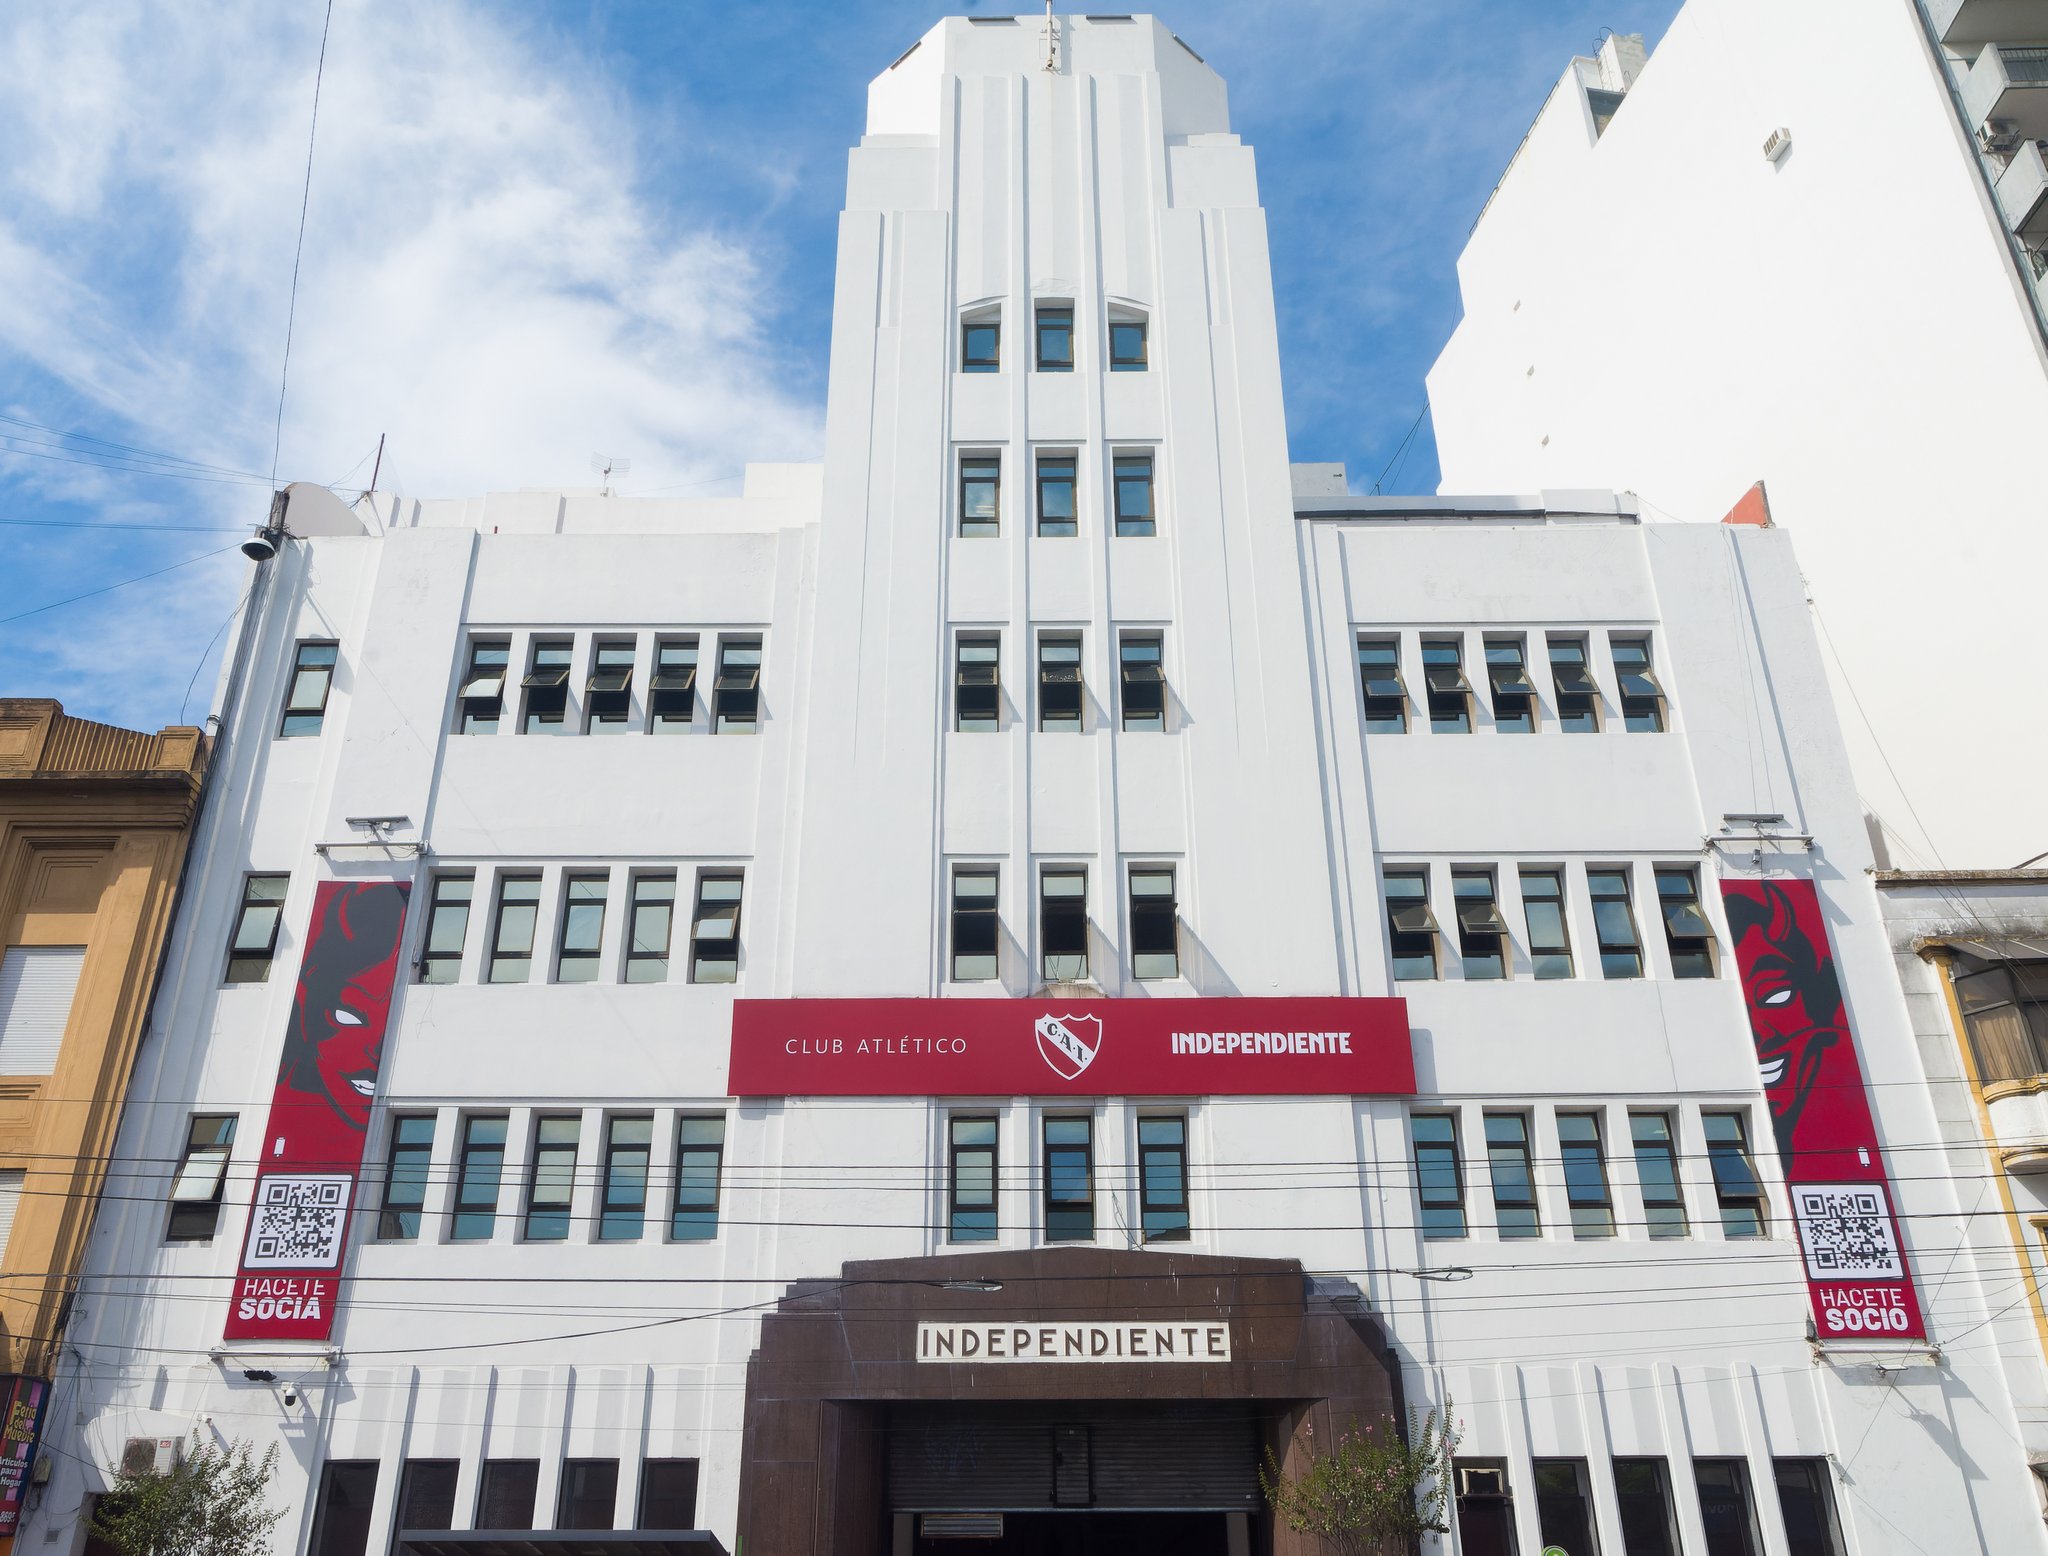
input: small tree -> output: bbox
[89,1435,285,1556]
[1260,1406,1460,1556]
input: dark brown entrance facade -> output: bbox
[735,1248,1405,1556]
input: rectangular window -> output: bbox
[689,872,743,983]
[1036,453,1078,537]
[1412,1114,1465,1240]
[1108,317,1148,371]
[1385,868,1439,982]
[599,1115,653,1241]
[1129,866,1179,980]
[1423,638,1472,734]
[457,637,510,733]
[1139,1115,1190,1242]
[1588,867,1644,979]
[1044,1117,1094,1241]
[1630,1113,1690,1239]
[309,1462,378,1556]
[1614,1458,1680,1556]
[1035,304,1074,371]
[417,873,473,985]
[1704,1112,1767,1237]
[1953,958,2048,1084]
[1118,634,1166,732]
[279,640,337,736]
[1558,1112,1615,1238]
[524,1115,580,1241]
[1485,637,1536,733]
[487,873,542,984]
[1484,1113,1540,1238]
[1452,870,1506,980]
[1773,1458,1846,1556]
[960,454,1001,537]
[712,636,762,732]
[625,873,677,983]
[224,873,287,984]
[951,867,999,982]
[1038,635,1084,732]
[1454,1462,1515,1556]
[166,1114,237,1242]
[1113,453,1155,537]
[520,636,573,734]
[962,316,999,373]
[554,872,609,983]
[379,1115,435,1240]
[1548,636,1600,732]
[956,634,1001,731]
[1612,634,1667,732]
[672,1115,725,1241]
[1518,868,1573,979]
[451,1115,508,1241]
[637,1460,700,1531]
[1357,638,1408,734]
[1533,1460,1597,1556]
[1657,866,1717,978]
[585,637,636,733]
[948,1114,998,1242]
[558,1460,620,1532]
[477,1461,539,1531]
[397,1460,459,1534]
[648,636,698,731]
[1694,1459,1762,1556]
[1040,867,1089,984]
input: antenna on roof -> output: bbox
[1042,1,1059,73]
[591,453,632,497]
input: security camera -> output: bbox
[282,1387,298,1409]
[240,527,280,562]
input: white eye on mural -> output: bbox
[332,1008,366,1026]
[1762,989,1794,1006]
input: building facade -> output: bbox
[22,16,2047,1556]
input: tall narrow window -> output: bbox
[1044,1117,1094,1241]
[476,1461,540,1531]
[1454,1462,1514,1556]
[1038,635,1084,732]
[1630,1112,1690,1239]
[166,1114,237,1241]
[1118,634,1166,732]
[1518,868,1573,979]
[1704,1111,1767,1237]
[1588,867,1644,979]
[1614,1458,1680,1556]
[525,1115,579,1241]
[1557,1112,1615,1238]
[1357,638,1408,734]
[962,315,1000,372]
[279,641,337,736]
[599,1115,652,1241]
[1035,304,1074,370]
[309,1462,379,1556]
[1411,1114,1465,1239]
[224,874,288,983]
[1773,1459,1847,1556]
[1657,867,1717,978]
[1612,634,1667,732]
[520,637,573,734]
[672,1116,725,1240]
[948,1114,998,1242]
[625,873,676,983]
[1485,637,1536,732]
[585,638,636,733]
[1037,453,1078,537]
[417,873,473,984]
[487,873,542,984]
[456,638,510,733]
[689,873,743,983]
[1040,867,1089,983]
[712,636,762,732]
[451,1114,508,1242]
[648,637,698,731]
[1693,1459,1762,1556]
[1113,453,1155,537]
[1139,1115,1190,1241]
[1452,870,1506,980]
[637,1461,701,1532]
[1548,636,1600,732]
[379,1115,435,1240]
[1423,638,1472,733]
[956,635,1001,731]
[1484,1113,1539,1238]
[554,873,609,983]
[558,1460,620,1532]
[1129,866,1179,980]
[951,867,999,982]
[397,1460,459,1535]
[1109,316,1148,371]
[1533,1461,1597,1556]
[960,454,1001,537]
[1385,869,1439,981]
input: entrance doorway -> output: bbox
[911,1511,1231,1556]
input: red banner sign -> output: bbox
[1721,878,1924,1341]
[0,1375,48,1535]
[225,880,409,1342]
[729,996,1412,1097]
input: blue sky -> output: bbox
[0,1,1680,733]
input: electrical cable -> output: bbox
[268,0,337,491]
[0,543,243,628]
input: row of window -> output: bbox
[944,1111,1189,1244]
[957,448,1156,537]
[960,303,1148,374]
[954,630,1168,731]
[1361,630,1667,734]
[948,862,1180,983]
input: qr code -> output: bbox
[242,1174,353,1269]
[1794,1184,1903,1278]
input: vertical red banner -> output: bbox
[0,1375,48,1535]
[224,880,409,1342]
[1722,878,1924,1341]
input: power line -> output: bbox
[269,0,337,490]
[0,543,242,628]
[0,411,272,480]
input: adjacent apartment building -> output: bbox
[21,15,2047,1556]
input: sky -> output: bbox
[0,0,1682,733]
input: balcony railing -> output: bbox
[1965,42,2048,144]
[1998,138,2048,237]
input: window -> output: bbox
[1485,637,1536,732]
[1139,1115,1190,1241]
[1484,1113,1539,1238]
[1038,635,1084,732]
[524,1115,579,1241]
[1035,304,1074,370]
[1384,869,1439,981]
[1548,636,1599,732]
[625,873,676,983]
[224,874,287,984]
[309,1462,378,1556]
[1452,870,1506,980]
[476,1461,539,1531]
[689,873,743,983]
[417,873,473,984]
[1588,867,1643,979]
[1612,634,1666,732]
[487,873,542,983]
[457,638,510,733]
[1044,1116,1094,1241]
[1657,866,1717,978]
[379,1115,435,1240]
[637,1460,700,1531]
[960,454,1001,537]
[1704,1111,1766,1237]
[451,1114,508,1241]
[1118,634,1165,732]
[279,641,337,736]
[1357,638,1408,734]
[1453,1462,1515,1556]
[1109,316,1148,371]
[951,867,999,982]
[599,1115,652,1241]
[0,945,77,1075]
[1518,868,1573,979]
[558,1460,619,1532]
[520,637,573,733]
[956,635,1001,732]
[397,1460,459,1534]
[1694,1459,1762,1556]
[1129,866,1179,980]
[1558,1112,1615,1238]
[1630,1113,1689,1239]
[1036,453,1078,537]
[1412,1114,1465,1239]
[712,636,762,732]
[1040,867,1089,983]
[1773,1459,1846,1556]
[961,315,1000,373]
[554,873,608,983]
[1422,638,1472,733]
[948,1114,998,1242]
[672,1115,725,1240]
[1953,956,2048,1083]
[1113,453,1155,536]
[585,638,636,732]
[649,636,699,730]
[166,1114,236,1241]
[1533,1461,1596,1556]
[1614,1458,1680,1556]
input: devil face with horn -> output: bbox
[1724,881,1845,1163]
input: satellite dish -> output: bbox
[591,453,632,496]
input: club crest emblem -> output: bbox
[1034,1013,1102,1080]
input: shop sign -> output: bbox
[730,996,1412,1097]
[917,1321,1233,1363]
[0,1374,49,1534]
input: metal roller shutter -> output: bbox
[0,945,85,1075]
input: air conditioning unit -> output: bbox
[119,1437,181,1478]
[1459,1465,1507,1497]
[1981,119,2022,155]
[1762,127,1793,163]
